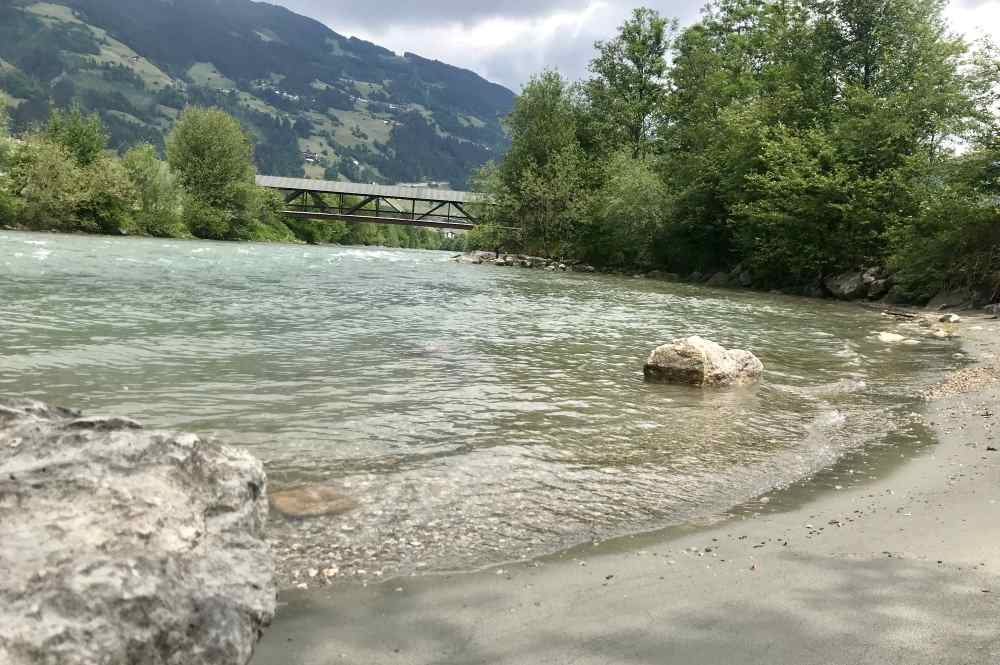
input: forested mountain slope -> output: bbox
[0,0,515,187]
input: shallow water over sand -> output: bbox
[0,231,962,578]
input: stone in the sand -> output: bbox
[0,399,274,665]
[939,313,961,324]
[270,485,357,518]
[643,336,763,387]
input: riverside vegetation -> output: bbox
[465,0,1000,305]
[0,105,464,250]
[4,0,999,302]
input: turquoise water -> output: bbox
[0,231,960,577]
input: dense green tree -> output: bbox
[517,145,590,257]
[889,142,1000,302]
[486,71,595,256]
[499,71,582,189]
[122,143,187,237]
[163,106,296,241]
[582,152,667,267]
[479,0,996,304]
[587,8,675,158]
[44,105,108,167]
[166,107,255,211]
[0,109,17,226]
[9,137,84,230]
[77,155,138,235]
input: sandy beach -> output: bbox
[252,315,1000,665]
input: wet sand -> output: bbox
[252,316,1000,665]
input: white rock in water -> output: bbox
[643,336,763,387]
[939,313,961,323]
[878,332,907,344]
[0,399,275,665]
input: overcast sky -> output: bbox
[272,0,1000,91]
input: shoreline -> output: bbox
[252,316,1000,665]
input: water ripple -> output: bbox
[0,231,963,575]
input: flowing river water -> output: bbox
[0,231,964,582]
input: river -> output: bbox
[0,231,963,581]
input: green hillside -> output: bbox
[0,0,515,187]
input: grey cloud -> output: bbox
[268,0,705,88]
[271,0,588,27]
[449,1,703,88]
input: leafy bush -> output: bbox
[580,152,665,268]
[44,105,108,167]
[166,107,255,210]
[0,136,17,227]
[183,197,231,240]
[77,155,138,234]
[283,217,349,245]
[9,137,84,231]
[122,144,187,237]
[889,151,1000,303]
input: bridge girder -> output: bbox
[257,175,489,231]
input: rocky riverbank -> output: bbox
[0,400,275,665]
[453,252,1000,313]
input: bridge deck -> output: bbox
[255,176,485,204]
[256,175,487,230]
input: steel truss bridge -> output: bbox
[256,176,489,231]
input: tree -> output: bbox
[0,108,17,226]
[44,105,108,167]
[500,71,582,190]
[517,145,590,257]
[122,143,186,237]
[166,107,255,210]
[9,137,84,231]
[492,71,593,255]
[77,155,138,235]
[587,8,675,158]
[582,152,667,268]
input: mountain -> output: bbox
[0,0,515,188]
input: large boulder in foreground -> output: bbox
[644,337,764,387]
[0,399,275,665]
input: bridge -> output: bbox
[256,176,489,230]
